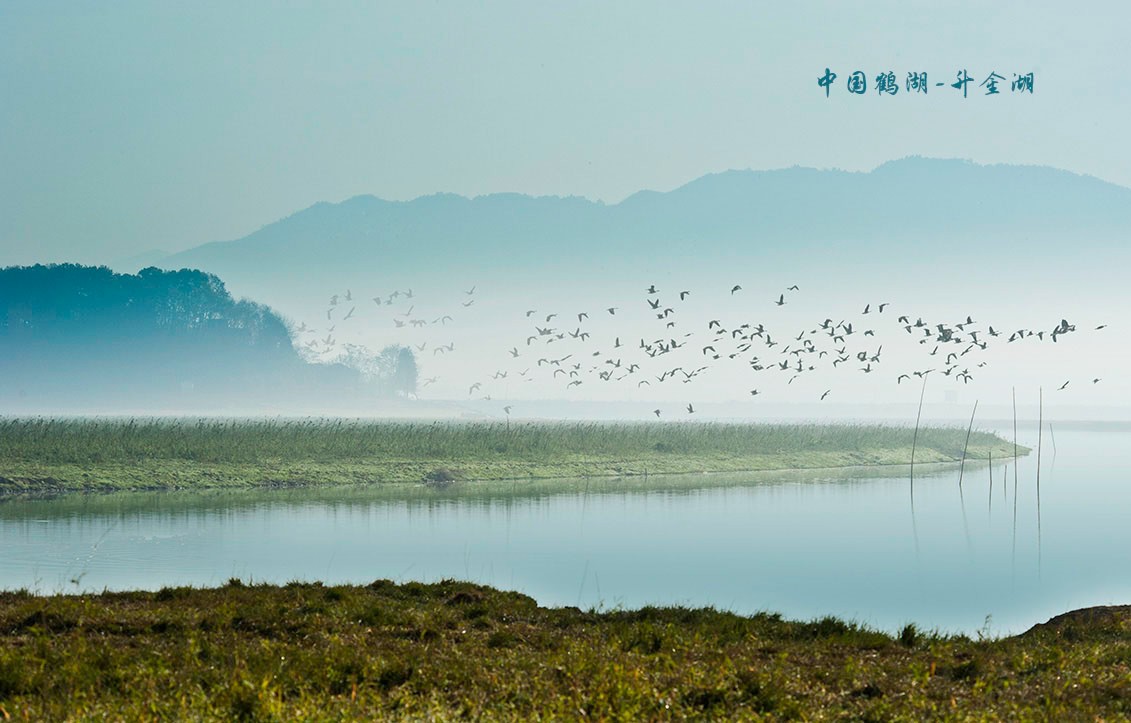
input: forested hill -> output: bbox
[0,264,399,412]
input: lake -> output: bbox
[2,423,1128,636]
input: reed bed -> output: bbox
[0,417,1009,465]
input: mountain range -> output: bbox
[122,157,1131,308]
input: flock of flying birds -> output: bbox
[291,286,466,360]
[290,281,1107,417]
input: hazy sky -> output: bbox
[2,1,1128,266]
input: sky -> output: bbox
[2,1,1130,267]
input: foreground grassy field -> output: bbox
[0,580,1126,721]
[0,418,1025,494]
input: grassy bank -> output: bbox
[0,580,1126,720]
[0,418,1026,495]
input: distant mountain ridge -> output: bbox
[149,157,1131,289]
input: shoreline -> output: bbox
[0,443,1027,497]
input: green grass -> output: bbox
[0,418,1026,494]
[0,580,1126,720]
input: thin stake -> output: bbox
[958,400,979,489]
[1011,389,1019,578]
[1037,387,1043,578]
[910,375,928,504]
[1012,387,1019,491]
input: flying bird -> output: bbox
[820,390,831,401]
[731,285,742,294]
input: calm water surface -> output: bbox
[2,424,1129,636]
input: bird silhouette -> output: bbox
[686,403,695,414]
[731,285,742,294]
[820,390,831,400]
[1058,381,1069,390]
[775,294,785,306]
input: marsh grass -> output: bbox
[0,580,1126,720]
[0,418,1024,494]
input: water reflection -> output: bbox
[2,425,1129,636]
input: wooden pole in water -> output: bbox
[1017,389,1026,570]
[1017,389,1026,497]
[1036,388,1043,494]
[958,400,978,489]
[1037,387,1043,576]
[910,375,928,504]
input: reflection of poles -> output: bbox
[909,376,926,561]
[988,448,993,517]
[1048,423,1057,466]
[957,401,977,558]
